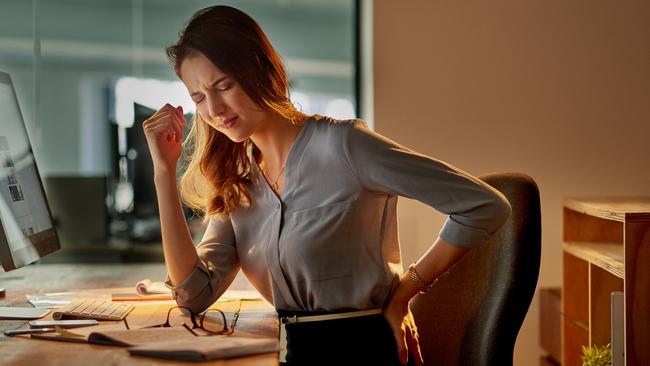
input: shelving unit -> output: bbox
[562,198,650,366]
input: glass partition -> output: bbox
[1,0,356,252]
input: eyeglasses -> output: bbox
[146,301,242,336]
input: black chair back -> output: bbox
[410,172,541,366]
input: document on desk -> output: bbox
[31,308,278,345]
[128,336,279,361]
[32,324,195,346]
[89,327,197,347]
[31,319,279,361]
[136,279,170,295]
[0,307,50,319]
[30,323,132,344]
[28,296,279,360]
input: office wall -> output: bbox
[372,1,650,364]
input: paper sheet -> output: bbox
[136,279,170,295]
[0,307,50,319]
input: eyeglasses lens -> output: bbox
[167,307,193,328]
[201,310,227,333]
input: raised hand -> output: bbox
[142,103,186,173]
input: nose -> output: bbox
[206,93,225,120]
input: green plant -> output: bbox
[581,343,612,366]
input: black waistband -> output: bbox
[277,308,382,318]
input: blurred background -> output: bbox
[2,0,650,365]
[0,0,357,260]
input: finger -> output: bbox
[168,125,175,138]
[144,115,174,134]
[158,103,176,116]
[162,102,175,113]
[143,113,166,128]
[162,114,175,143]
[161,106,184,143]
[175,106,186,125]
[144,105,182,143]
[156,103,180,124]
[392,325,408,366]
[144,119,175,141]
[167,116,182,143]
[405,328,423,366]
[143,111,171,128]
[398,337,408,365]
[162,104,183,126]
[170,111,183,143]
[408,312,421,343]
[405,314,424,366]
[146,112,178,132]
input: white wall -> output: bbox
[372,1,650,364]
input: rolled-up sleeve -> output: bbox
[165,215,239,313]
[343,120,511,247]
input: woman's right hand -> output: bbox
[142,103,186,173]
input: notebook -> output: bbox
[128,336,279,361]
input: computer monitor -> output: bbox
[0,71,60,283]
[128,103,158,218]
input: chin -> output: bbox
[223,132,251,143]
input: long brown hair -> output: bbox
[167,5,302,219]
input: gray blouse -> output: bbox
[167,116,511,313]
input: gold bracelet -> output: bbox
[408,264,435,294]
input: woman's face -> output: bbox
[179,51,269,142]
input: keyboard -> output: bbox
[52,299,134,321]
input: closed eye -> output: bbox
[215,83,233,92]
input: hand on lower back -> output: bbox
[384,299,424,366]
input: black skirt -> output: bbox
[281,313,411,366]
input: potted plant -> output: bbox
[581,343,612,366]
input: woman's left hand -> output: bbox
[384,298,424,366]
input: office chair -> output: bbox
[409,172,541,366]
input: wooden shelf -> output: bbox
[563,242,624,278]
[565,197,650,222]
[562,197,650,366]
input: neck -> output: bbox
[250,114,305,168]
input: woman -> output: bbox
[143,5,511,365]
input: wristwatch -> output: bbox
[408,263,436,294]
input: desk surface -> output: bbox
[0,263,278,366]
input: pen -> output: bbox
[4,327,56,336]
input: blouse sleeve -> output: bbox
[165,215,239,313]
[343,120,511,247]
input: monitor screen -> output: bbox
[0,71,59,271]
[129,103,158,218]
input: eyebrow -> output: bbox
[190,76,228,97]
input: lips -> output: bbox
[219,116,238,129]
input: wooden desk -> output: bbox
[0,264,279,365]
